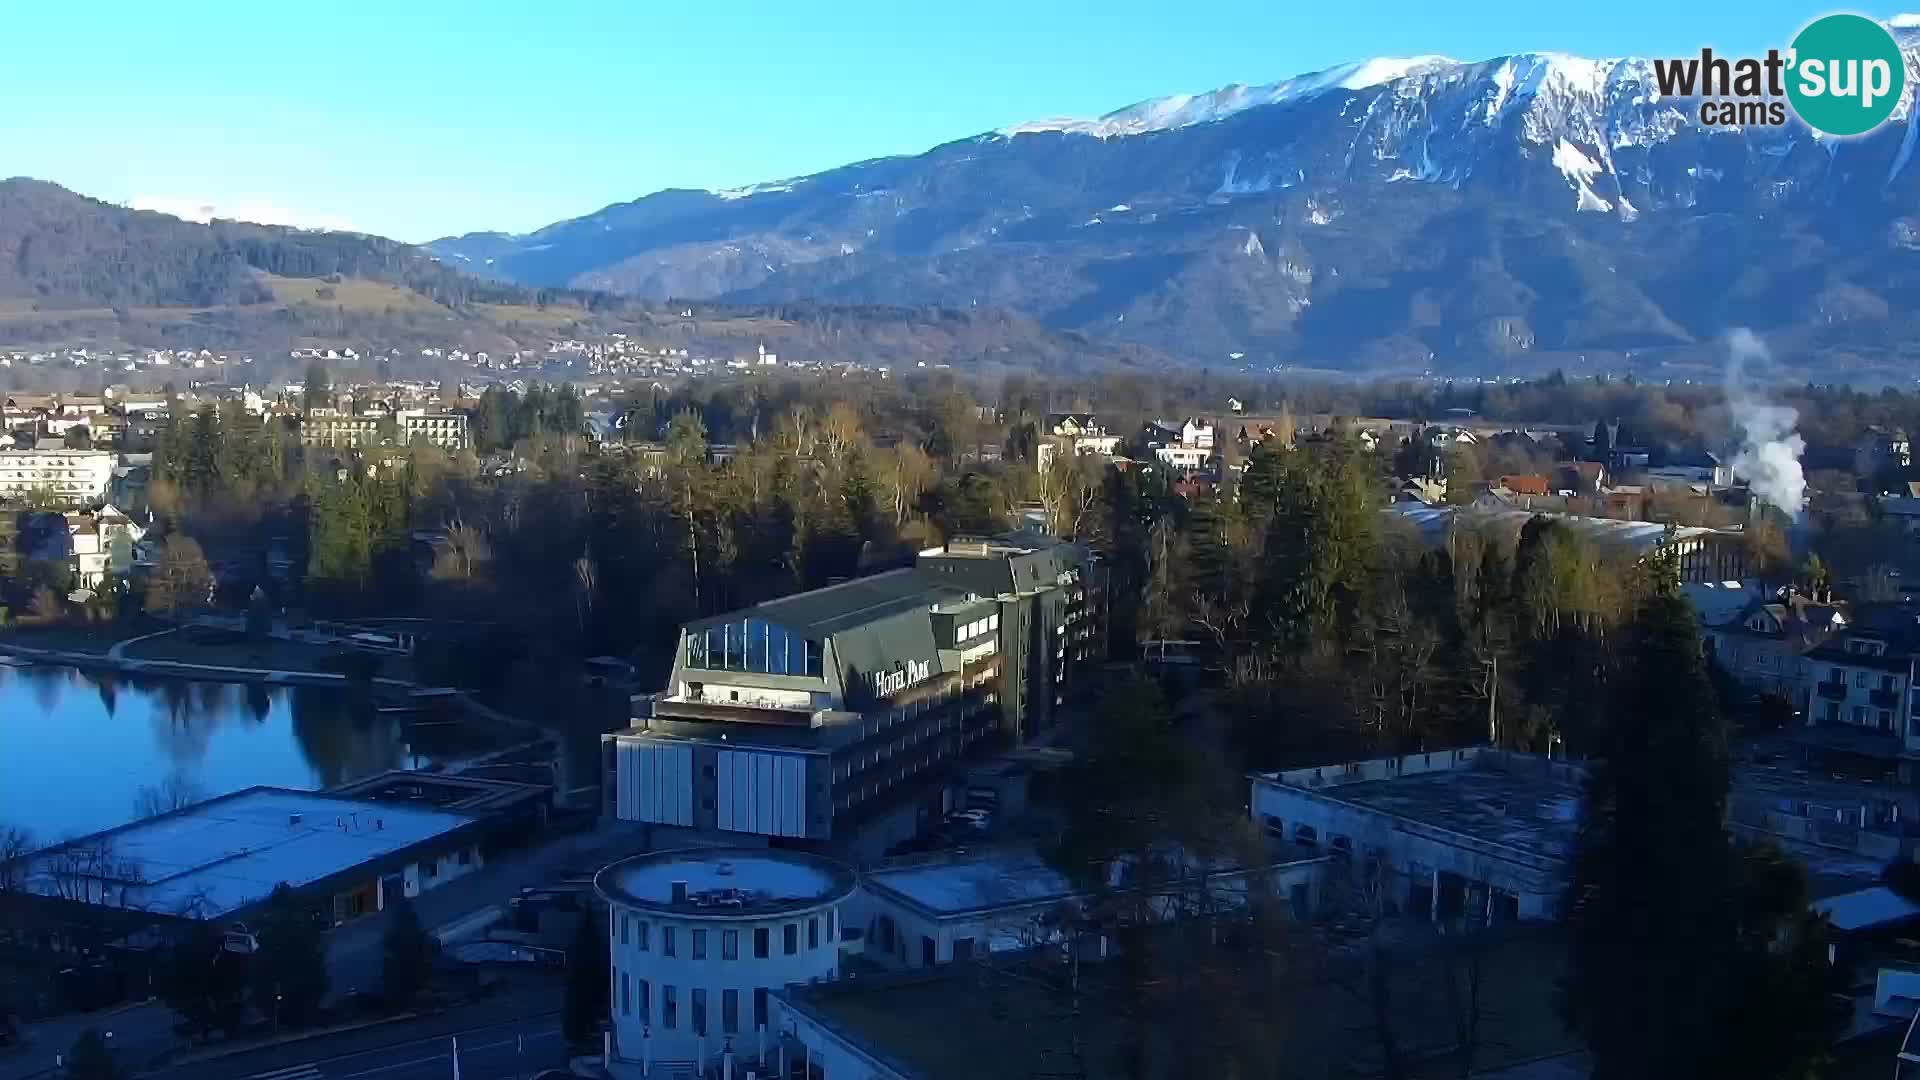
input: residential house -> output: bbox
[1037,414,1121,472]
[1802,606,1920,756]
[1498,474,1551,497]
[1704,589,1849,712]
[1856,427,1912,481]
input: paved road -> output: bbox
[325,821,647,1001]
[142,1011,565,1080]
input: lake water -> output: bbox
[0,664,488,844]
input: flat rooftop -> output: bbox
[864,845,1323,920]
[327,769,550,813]
[864,848,1079,917]
[1264,754,1583,867]
[20,787,477,920]
[596,847,855,918]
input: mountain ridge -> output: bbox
[426,21,1920,383]
[0,177,1168,379]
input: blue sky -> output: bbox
[1,0,1842,242]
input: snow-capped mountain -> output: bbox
[431,21,1920,381]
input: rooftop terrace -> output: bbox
[595,847,856,918]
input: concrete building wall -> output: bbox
[1250,781,1561,921]
[607,898,849,1065]
[715,749,810,839]
[614,741,695,827]
[770,1000,906,1080]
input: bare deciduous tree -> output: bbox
[133,773,206,819]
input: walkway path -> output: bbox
[104,626,178,660]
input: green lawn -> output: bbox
[0,617,167,655]
[121,630,415,680]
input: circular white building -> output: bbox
[597,847,857,1070]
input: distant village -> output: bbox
[0,333,903,383]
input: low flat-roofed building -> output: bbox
[854,845,1326,969]
[1386,503,1749,583]
[6,787,486,931]
[1249,748,1581,922]
[327,769,551,835]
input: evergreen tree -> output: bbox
[1562,562,1733,1080]
[306,472,373,596]
[63,1028,122,1080]
[184,404,221,498]
[563,911,611,1046]
[251,884,329,1029]
[159,923,248,1042]
[378,894,436,1011]
[302,363,332,416]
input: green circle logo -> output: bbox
[1787,14,1906,136]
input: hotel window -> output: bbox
[638,921,649,951]
[754,988,768,1030]
[621,972,630,1016]
[722,989,738,1034]
[723,929,738,960]
[808,916,819,949]
[692,928,707,960]
[754,927,769,958]
[724,622,745,672]
[638,979,650,1022]
[663,926,677,957]
[692,988,708,1036]
[620,916,630,946]
[784,923,798,955]
[1858,671,1870,688]
[663,986,677,1029]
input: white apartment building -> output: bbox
[0,449,115,503]
[398,411,470,450]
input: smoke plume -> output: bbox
[1724,328,1806,518]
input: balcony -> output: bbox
[1872,689,1902,710]
[1816,681,1848,702]
[653,694,820,727]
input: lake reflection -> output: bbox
[0,665,438,843]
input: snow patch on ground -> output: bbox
[1003,55,1456,138]
[712,179,802,200]
[1552,138,1613,212]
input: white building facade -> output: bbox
[599,848,858,1075]
[0,449,115,503]
[1248,748,1579,924]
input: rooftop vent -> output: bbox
[289,813,303,827]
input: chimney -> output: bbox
[671,880,689,904]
